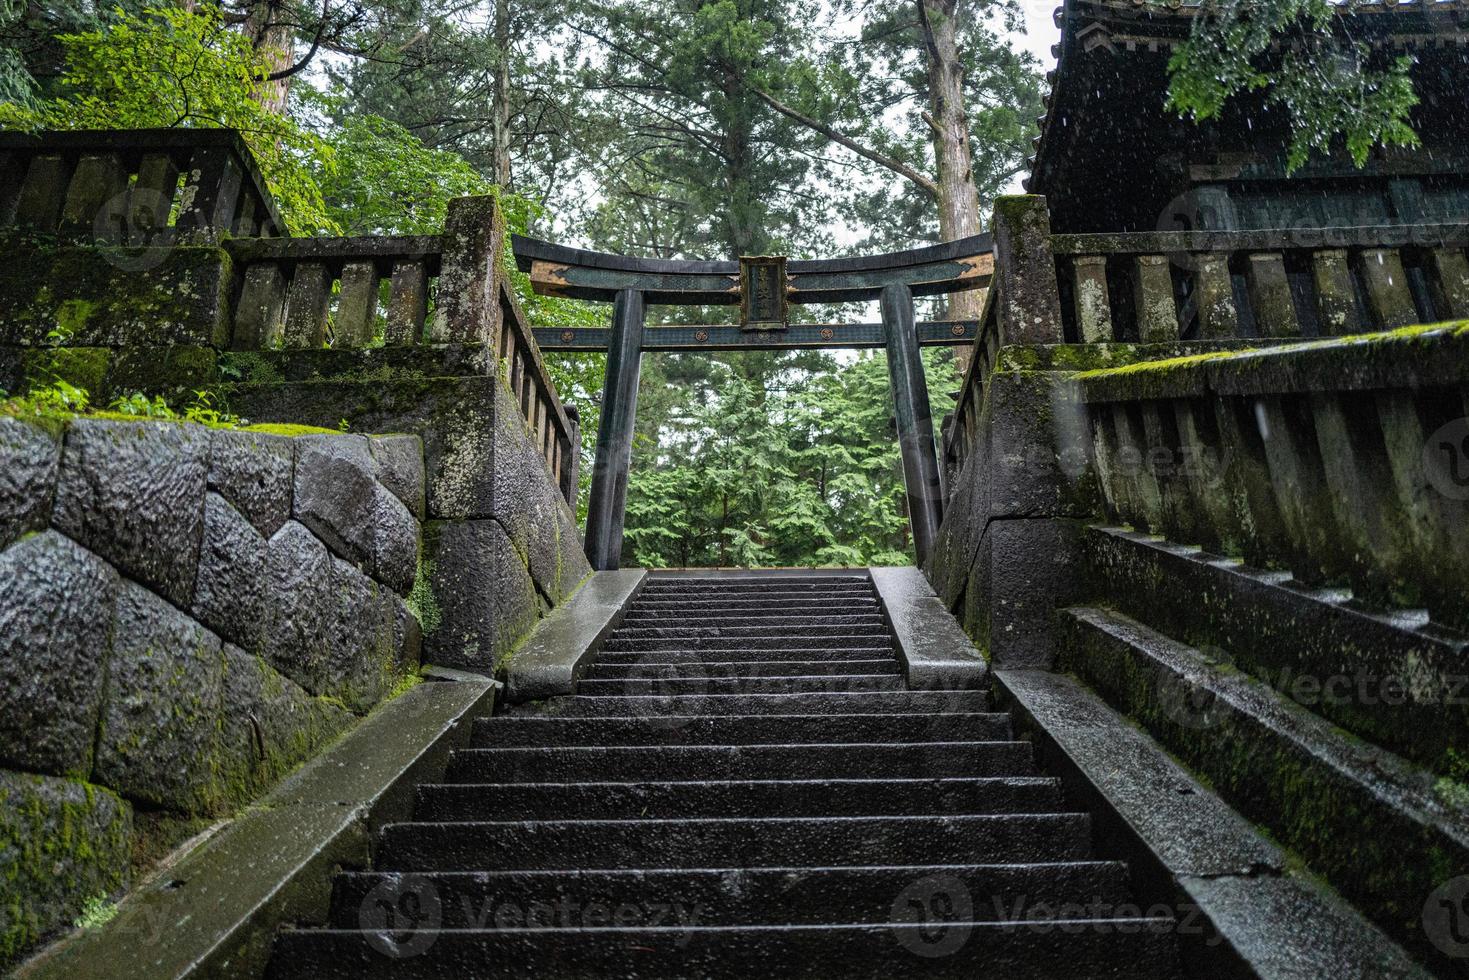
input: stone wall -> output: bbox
[0,414,424,967]
[220,356,593,675]
[925,349,1098,668]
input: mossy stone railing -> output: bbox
[0,129,285,241]
[1075,322,1469,634]
[0,130,579,508]
[939,195,1469,492]
[1053,225,1469,344]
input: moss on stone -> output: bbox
[241,422,341,437]
[0,771,131,968]
[217,352,285,386]
[104,346,218,399]
[22,346,112,395]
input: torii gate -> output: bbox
[513,234,995,570]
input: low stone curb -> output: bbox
[869,566,988,690]
[994,668,1428,980]
[502,569,647,703]
[17,677,495,980]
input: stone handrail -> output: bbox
[0,127,580,509]
[1076,323,1469,634]
[224,235,442,349]
[1053,225,1469,344]
[222,216,580,507]
[0,128,286,240]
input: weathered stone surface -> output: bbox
[993,195,1063,345]
[372,488,418,597]
[872,566,987,689]
[503,569,644,703]
[421,519,537,672]
[370,434,426,520]
[292,433,376,563]
[979,517,1081,669]
[524,477,591,606]
[103,345,217,402]
[53,418,209,606]
[926,366,1097,618]
[192,492,269,653]
[217,645,352,805]
[263,521,334,695]
[294,434,418,592]
[218,375,515,527]
[95,582,224,813]
[0,770,131,969]
[0,531,117,779]
[0,239,232,348]
[19,346,111,399]
[384,590,422,675]
[325,559,393,713]
[207,427,294,538]
[0,414,61,548]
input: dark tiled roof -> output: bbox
[1024,0,1469,194]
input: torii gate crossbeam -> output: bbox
[512,233,995,571]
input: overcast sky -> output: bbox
[1017,1,1062,70]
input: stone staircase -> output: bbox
[266,572,1182,978]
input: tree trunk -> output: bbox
[244,0,295,116]
[492,0,513,187]
[917,0,985,369]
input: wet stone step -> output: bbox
[574,674,906,696]
[445,741,1037,783]
[470,712,1010,748]
[326,861,1135,929]
[600,635,894,652]
[524,690,991,717]
[636,584,875,597]
[584,659,900,680]
[593,647,896,665]
[628,597,879,612]
[618,613,887,629]
[414,776,1067,821]
[376,813,1093,871]
[606,624,891,640]
[269,918,1182,980]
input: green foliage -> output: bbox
[73,895,118,931]
[312,103,493,236]
[0,4,338,234]
[106,389,244,428]
[621,349,957,568]
[5,376,91,417]
[1159,0,1420,171]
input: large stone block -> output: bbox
[293,434,418,594]
[421,519,537,672]
[0,415,61,549]
[372,489,419,597]
[384,590,422,674]
[324,558,395,713]
[0,531,117,779]
[0,239,231,348]
[217,645,353,805]
[263,521,334,695]
[192,492,269,653]
[370,433,426,520]
[976,517,1083,670]
[95,582,224,813]
[526,479,591,605]
[207,427,294,537]
[218,375,543,532]
[53,418,209,606]
[0,770,131,969]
